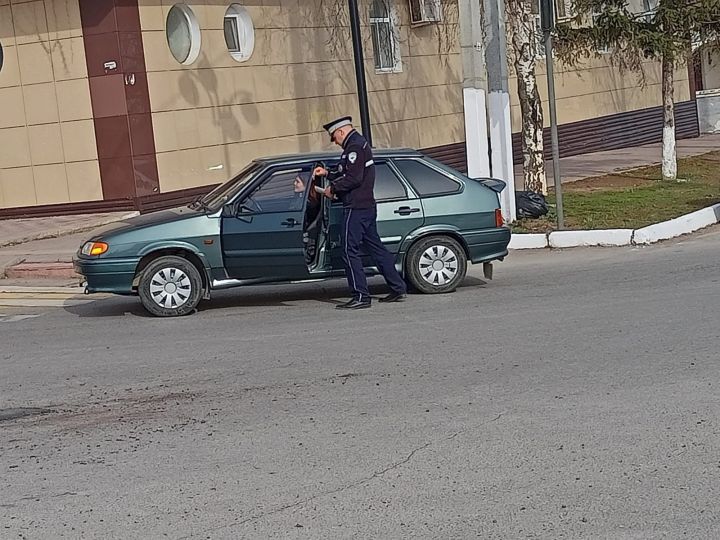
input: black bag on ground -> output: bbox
[515,191,548,219]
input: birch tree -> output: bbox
[555,0,720,181]
[506,0,547,194]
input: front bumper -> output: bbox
[73,256,141,294]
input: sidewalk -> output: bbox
[0,212,136,281]
[513,132,720,186]
[0,211,137,248]
[2,133,720,283]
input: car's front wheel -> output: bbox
[138,256,203,317]
[406,236,467,294]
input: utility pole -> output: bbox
[484,0,516,223]
[459,0,491,179]
[459,0,516,223]
[348,0,373,146]
[540,0,564,229]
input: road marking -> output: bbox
[0,287,109,308]
[0,313,42,323]
[0,299,94,307]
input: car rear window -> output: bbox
[393,159,461,196]
[374,163,407,201]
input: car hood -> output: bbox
[87,207,203,241]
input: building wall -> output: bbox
[0,0,698,213]
[700,47,720,91]
[0,0,102,209]
[137,0,464,193]
[509,56,691,131]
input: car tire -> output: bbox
[406,235,467,294]
[138,255,203,317]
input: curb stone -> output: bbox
[510,203,720,250]
[0,285,86,294]
[549,229,633,248]
[4,261,77,280]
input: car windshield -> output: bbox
[190,162,263,212]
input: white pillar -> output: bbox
[463,87,491,178]
[488,90,516,223]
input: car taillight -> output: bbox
[495,208,504,227]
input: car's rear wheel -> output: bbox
[406,236,467,294]
[138,256,203,317]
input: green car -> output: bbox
[74,149,511,317]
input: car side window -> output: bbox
[393,159,461,196]
[374,163,407,201]
[246,168,309,213]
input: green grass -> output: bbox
[513,152,720,233]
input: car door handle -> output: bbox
[281,218,300,227]
[394,206,420,216]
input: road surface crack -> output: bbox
[180,410,507,537]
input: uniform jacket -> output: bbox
[328,130,376,209]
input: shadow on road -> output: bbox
[62,276,487,318]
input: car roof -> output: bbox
[255,148,425,166]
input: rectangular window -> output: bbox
[394,159,461,197]
[247,168,308,214]
[641,0,658,18]
[374,163,408,201]
[554,0,571,21]
[532,0,573,57]
[591,10,611,53]
[408,0,442,25]
[224,16,240,53]
[370,1,402,73]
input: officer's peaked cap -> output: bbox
[323,116,352,140]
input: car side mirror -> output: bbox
[236,203,254,223]
[221,204,234,218]
[221,202,253,222]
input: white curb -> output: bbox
[510,203,720,250]
[633,205,720,245]
[508,233,548,250]
[549,229,633,248]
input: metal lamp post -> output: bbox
[347,0,373,146]
[540,0,564,229]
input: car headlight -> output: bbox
[81,241,109,256]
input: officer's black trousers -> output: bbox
[341,207,407,301]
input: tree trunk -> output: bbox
[507,0,546,194]
[661,55,677,181]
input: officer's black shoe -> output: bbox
[336,298,371,310]
[379,292,407,303]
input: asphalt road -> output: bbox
[2,228,720,539]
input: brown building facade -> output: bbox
[0,0,698,217]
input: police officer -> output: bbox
[314,116,407,310]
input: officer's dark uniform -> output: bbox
[323,117,407,308]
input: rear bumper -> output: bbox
[463,227,511,263]
[73,256,140,294]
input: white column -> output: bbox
[488,90,516,223]
[463,87,491,178]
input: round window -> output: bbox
[166,4,201,65]
[223,4,255,62]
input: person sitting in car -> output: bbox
[289,174,307,211]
